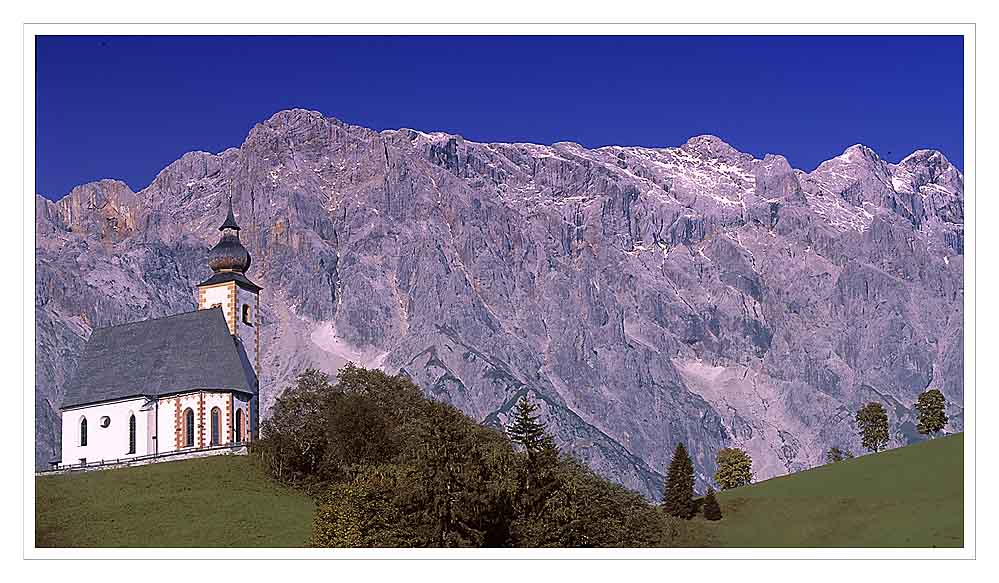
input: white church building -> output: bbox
[59,197,262,467]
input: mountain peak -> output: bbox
[837,144,881,164]
[899,148,954,171]
[262,108,329,125]
[681,134,742,159]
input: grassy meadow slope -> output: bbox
[697,433,964,547]
[35,455,313,548]
[35,434,963,548]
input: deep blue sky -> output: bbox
[35,35,964,199]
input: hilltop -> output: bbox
[698,433,964,547]
[35,455,313,547]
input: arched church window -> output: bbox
[80,417,87,447]
[128,414,136,454]
[210,407,221,446]
[242,304,253,326]
[184,408,195,447]
[235,409,244,443]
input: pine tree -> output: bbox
[663,442,695,519]
[856,402,890,453]
[702,487,722,521]
[506,395,561,520]
[507,396,548,454]
[915,388,948,438]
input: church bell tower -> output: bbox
[197,191,262,434]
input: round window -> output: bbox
[100,416,111,428]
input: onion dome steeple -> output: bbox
[219,195,241,232]
[207,194,252,274]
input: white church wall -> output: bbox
[155,391,248,454]
[203,391,233,446]
[199,283,236,333]
[233,392,253,442]
[61,398,150,465]
[234,285,259,382]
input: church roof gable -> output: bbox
[61,308,255,409]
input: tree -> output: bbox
[513,458,663,547]
[702,487,722,521]
[506,395,562,528]
[856,402,890,453]
[278,363,699,548]
[309,465,417,547]
[714,448,753,490]
[255,368,337,487]
[915,388,948,438]
[663,443,695,519]
[507,396,549,454]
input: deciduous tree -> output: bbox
[915,388,948,438]
[714,448,753,490]
[856,402,890,453]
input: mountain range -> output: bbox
[35,109,964,498]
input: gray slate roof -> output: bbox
[197,271,262,292]
[61,308,256,409]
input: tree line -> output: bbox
[828,388,948,462]
[661,387,950,522]
[253,365,951,546]
[254,365,694,547]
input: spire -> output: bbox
[220,188,240,232]
[207,184,251,274]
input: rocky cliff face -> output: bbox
[35,109,964,498]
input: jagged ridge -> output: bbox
[35,109,963,499]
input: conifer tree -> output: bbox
[506,395,561,519]
[507,396,548,454]
[702,487,722,521]
[663,442,695,519]
[915,388,948,438]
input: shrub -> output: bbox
[309,465,416,547]
[702,487,722,521]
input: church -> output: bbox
[59,197,262,467]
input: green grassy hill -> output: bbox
[696,433,964,547]
[35,433,963,548]
[35,455,313,547]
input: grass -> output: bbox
[35,454,314,548]
[691,433,964,547]
[35,434,963,548]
